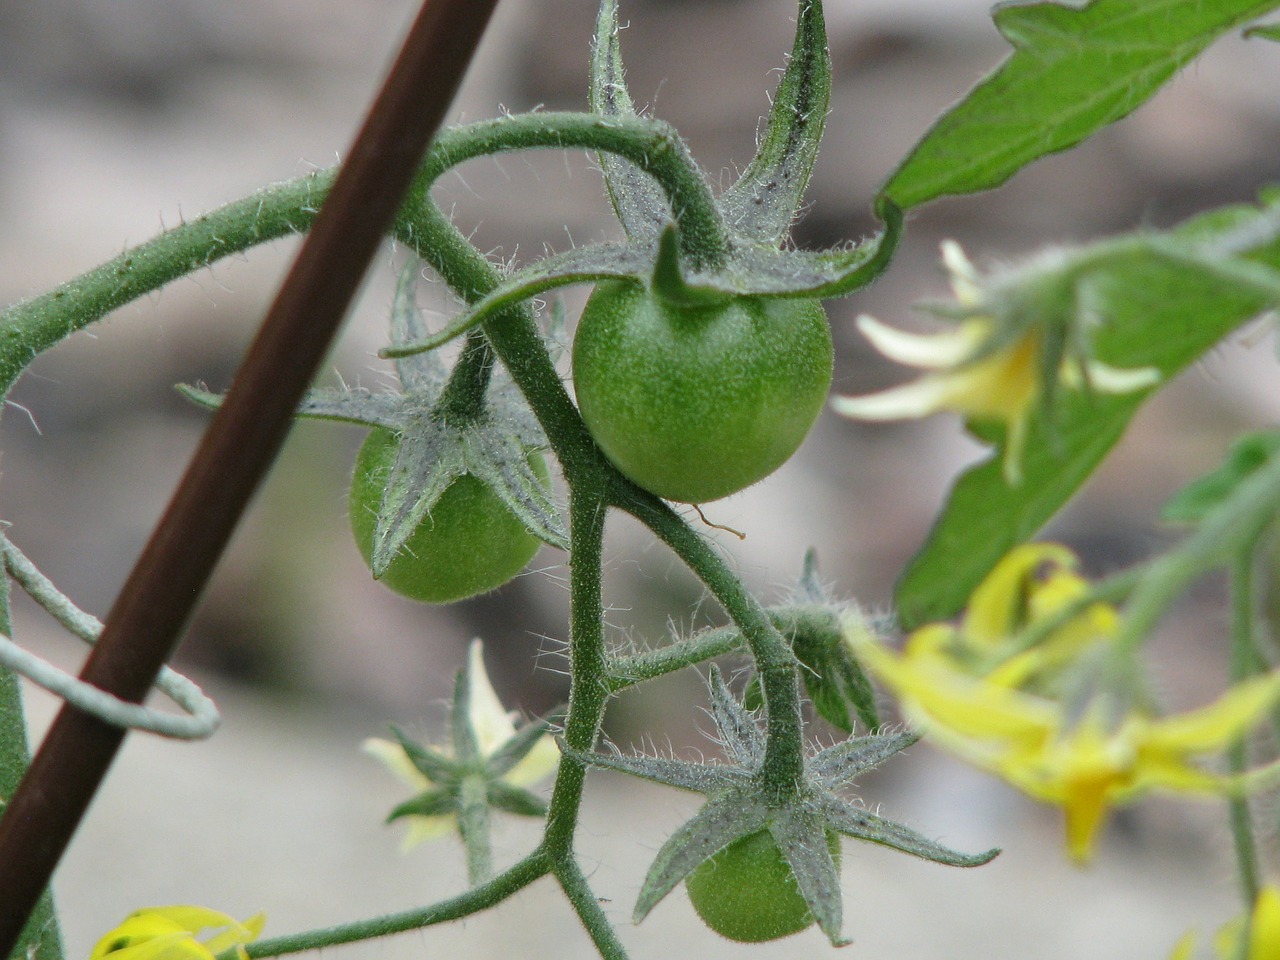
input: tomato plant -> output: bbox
[349,428,547,603]
[684,829,840,942]
[571,280,833,503]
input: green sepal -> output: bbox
[1162,432,1280,524]
[768,810,845,945]
[812,793,999,868]
[590,0,669,241]
[485,780,550,818]
[634,790,772,924]
[387,788,457,823]
[450,658,480,761]
[380,242,649,358]
[560,739,732,794]
[176,383,409,429]
[390,725,459,785]
[717,0,831,246]
[485,711,562,779]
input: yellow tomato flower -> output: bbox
[90,906,264,960]
[853,628,1280,863]
[1171,885,1280,959]
[833,241,1158,483]
[906,542,1116,690]
[364,639,559,850]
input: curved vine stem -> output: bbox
[408,112,730,270]
[238,850,551,959]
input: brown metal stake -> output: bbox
[0,0,501,950]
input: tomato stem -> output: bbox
[434,329,496,423]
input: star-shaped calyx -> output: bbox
[381,0,903,360]
[366,640,562,883]
[566,666,997,945]
[181,261,567,574]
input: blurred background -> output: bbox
[2,0,1280,956]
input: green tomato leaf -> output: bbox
[718,0,830,246]
[1162,432,1280,524]
[881,0,1280,210]
[896,198,1280,628]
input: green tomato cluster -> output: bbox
[349,428,546,604]
[572,282,833,503]
[684,829,840,942]
[349,283,832,595]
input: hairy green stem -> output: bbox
[435,330,496,423]
[607,625,746,692]
[544,489,610,852]
[408,112,729,270]
[622,497,805,792]
[554,857,629,960]
[240,850,549,959]
[0,173,332,401]
[605,605,844,693]
[459,776,495,886]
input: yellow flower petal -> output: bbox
[854,314,982,369]
[964,543,1079,647]
[90,907,263,960]
[1248,886,1280,960]
[831,372,965,420]
[505,734,561,788]
[940,240,982,305]
[1166,930,1197,960]
[1149,672,1280,754]
[362,737,431,791]
[1082,359,1160,394]
[465,639,519,758]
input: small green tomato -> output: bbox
[571,281,833,503]
[349,428,546,604]
[684,829,840,942]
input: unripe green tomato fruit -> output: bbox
[349,428,546,604]
[571,281,833,503]
[685,829,840,943]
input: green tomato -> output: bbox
[571,281,833,503]
[349,428,546,604]
[685,829,840,943]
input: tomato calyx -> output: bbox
[181,261,567,576]
[565,666,999,945]
[379,0,903,364]
[369,641,562,879]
